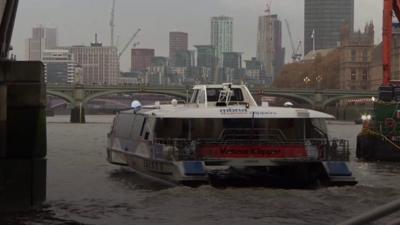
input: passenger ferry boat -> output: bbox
[107,84,357,187]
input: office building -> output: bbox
[304,0,354,55]
[66,42,119,85]
[221,52,242,82]
[42,49,76,84]
[26,26,57,60]
[175,50,194,67]
[25,38,44,61]
[169,32,188,66]
[146,56,168,85]
[244,57,263,83]
[32,27,57,49]
[131,48,155,72]
[211,16,233,65]
[195,45,216,68]
[223,52,242,69]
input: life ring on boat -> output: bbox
[384,118,396,129]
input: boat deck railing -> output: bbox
[153,138,350,162]
[218,128,288,143]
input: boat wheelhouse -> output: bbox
[107,84,356,187]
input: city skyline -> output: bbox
[11,0,381,71]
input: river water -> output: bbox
[3,115,400,225]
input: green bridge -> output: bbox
[46,84,378,123]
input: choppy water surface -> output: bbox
[4,116,400,225]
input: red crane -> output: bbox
[383,0,400,85]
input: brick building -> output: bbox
[131,48,155,72]
[169,32,188,66]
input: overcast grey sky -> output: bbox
[11,0,382,71]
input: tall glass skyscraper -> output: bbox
[210,16,233,65]
[304,0,354,55]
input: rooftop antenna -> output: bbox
[265,0,272,15]
[91,33,102,47]
[110,0,116,47]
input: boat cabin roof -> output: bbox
[123,105,334,119]
[121,83,334,120]
[190,83,258,107]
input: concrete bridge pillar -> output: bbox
[70,87,86,123]
[0,61,47,211]
[70,102,86,123]
[312,92,325,111]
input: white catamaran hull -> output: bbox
[106,83,357,187]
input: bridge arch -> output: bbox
[322,95,375,108]
[46,90,74,104]
[82,89,188,105]
[253,92,314,106]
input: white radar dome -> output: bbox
[131,100,142,111]
[283,102,294,107]
[171,99,178,107]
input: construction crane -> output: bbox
[110,0,116,47]
[294,40,302,61]
[382,0,400,85]
[284,19,302,62]
[133,42,140,48]
[119,28,141,58]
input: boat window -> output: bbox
[206,88,244,102]
[206,89,219,101]
[219,118,304,141]
[305,119,328,139]
[154,118,189,139]
[190,90,199,103]
[130,115,144,139]
[311,118,328,134]
[140,117,147,136]
[115,113,135,139]
[154,118,305,141]
[197,90,206,104]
